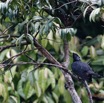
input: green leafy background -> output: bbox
[0,0,104,103]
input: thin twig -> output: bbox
[53,0,77,11]
[26,23,29,35]
[0,25,13,35]
[33,37,61,65]
[0,62,66,69]
[83,80,93,103]
[7,57,16,78]
[24,54,42,71]
[34,30,40,38]
[1,49,36,64]
[24,54,36,62]
[0,35,19,38]
[0,61,76,78]
[92,95,104,101]
[0,41,28,52]
[1,49,36,77]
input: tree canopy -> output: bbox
[0,0,104,103]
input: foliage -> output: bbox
[0,0,104,103]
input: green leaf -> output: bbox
[17,80,25,99]
[34,81,41,97]
[32,16,42,21]
[53,42,60,52]
[33,99,39,103]
[45,0,52,9]
[91,56,104,65]
[53,31,61,52]
[90,46,96,59]
[34,70,39,81]
[23,81,35,99]
[42,19,54,35]
[17,80,35,100]
[52,67,61,79]
[8,96,18,103]
[43,21,52,35]
[39,25,45,35]
[46,95,54,103]
[41,38,48,48]
[52,92,58,103]
[3,66,16,86]
[60,28,77,41]
[47,30,53,45]
[38,68,48,93]
[83,6,90,18]
[18,18,29,32]
[27,34,34,49]
[67,28,77,36]
[14,91,20,103]
[5,17,11,22]
[10,49,18,62]
[81,46,89,56]
[28,71,36,86]
[58,75,65,94]
[54,17,62,25]
[64,90,72,103]
[81,88,89,103]
[10,66,17,77]
[0,83,8,103]
[21,71,28,82]
[60,28,66,39]
[16,34,25,48]
[0,49,8,62]
[42,96,48,103]
[66,32,71,41]
[89,8,100,22]
[31,22,40,32]
[47,69,55,89]
[101,35,104,49]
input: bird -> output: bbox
[71,53,101,82]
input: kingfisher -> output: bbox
[71,53,101,82]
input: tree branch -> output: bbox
[0,25,13,35]
[62,40,82,103]
[92,94,104,101]
[1,49,36,64]
[0,35,19,39]
[0,41,28,52]
[63,40,70,67]
[33,38,61,65]
[33,37,82,103]
[83,80,93,103]
[0,62,64,68]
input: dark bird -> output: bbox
[71,53,101,82]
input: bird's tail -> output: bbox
[88,71,102,78]
[91,72,102,78]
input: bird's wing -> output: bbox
[79,62,93,72]
[72,62,86,75]
[72,61,93,76]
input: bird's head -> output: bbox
[73,53,81,61]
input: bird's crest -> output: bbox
[73,53,81,61]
